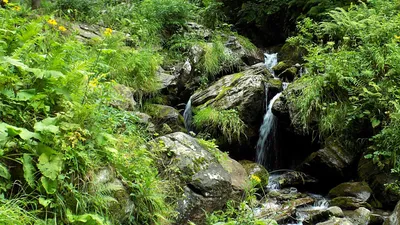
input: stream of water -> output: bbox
[183,97,193,132]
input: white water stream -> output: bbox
[183,97,193,132]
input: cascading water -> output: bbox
[256,91,282,168]
[264,53,278,76]
[256,52,281,169]
[183,97,193,132]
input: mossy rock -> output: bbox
[272,61,291,75]
[330,196,372,210]
[278,67,298,82]
[239,160,269,187]
[328,182,372,202]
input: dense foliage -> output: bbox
[0,0,262,224]
[286,0,400,185]
[0,2,172,224]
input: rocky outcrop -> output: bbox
[145,104,185,135]
[190,68,280,159]
[148,132,248,225]
[298,140,359,188]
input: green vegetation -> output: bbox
[0,1,174,224]
[286,0,400,186]
[193,107,246,143]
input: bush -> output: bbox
[286,0,400,176]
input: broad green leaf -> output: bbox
[38,197,52,208]
[371,118,381,128]
[66,210,109,225]
[15,89,36,101]
[0,163,10,180]
[0,123,39,141]
[38,153,63,180]
[36,144,56,156]
[40,176,57,194]
[34,117,59,134]
[22,154,36,188]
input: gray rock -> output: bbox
[329,182,373,202]
[384,200,400,225]
[149,132,248,225]
[358,154,400,208]
[225,35,263,66]
[271,171,318,189]
[327,206,344,217]
[191,69,275,156]
[298,140,359,185]
[300,208,332,225]
[110,84,136,111]
[345,207,371,225]
[316,217,354,225]
[190,162,232,198]
[145,104,185,134]
[330,197,372,210]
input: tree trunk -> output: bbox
[31,0,41,9]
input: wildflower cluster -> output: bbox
[250,174,261,183]
[104,28,113,36]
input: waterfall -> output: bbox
[256,91,282,168]
[264,53,278,76]
[183,97,193,132]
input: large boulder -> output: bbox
[358,154,400,209]
[344,207,371,225]
[149,132,248,225]
[298,140,359,189]
[328,182,372,202]
[190,68,281,159]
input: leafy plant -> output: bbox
[193,107,246,143]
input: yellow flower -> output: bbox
[47,19,57,26]
[395,35,400,40]
[2,0,8,4]
[12,5,21,11]
[104,28,113,36]
[89,78,99,88]
[251,174,261,183]
[58,26,67,32]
